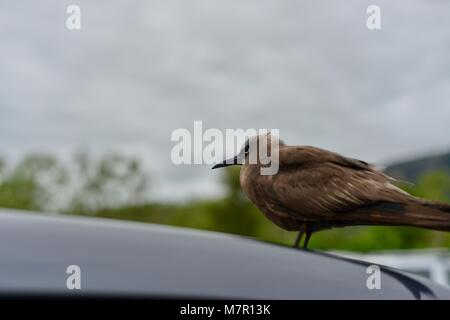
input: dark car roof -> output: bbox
[0,209,449,299]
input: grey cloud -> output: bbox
[1,0,449,200]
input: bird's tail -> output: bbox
[342,197,450,231]
[403,198,450,231]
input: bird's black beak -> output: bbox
[212,156,239,169]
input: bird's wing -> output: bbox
[270,154,409,221]
[279,146,374,171]
[279,145,398,182]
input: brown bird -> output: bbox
[212,134,450,249]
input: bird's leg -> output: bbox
[293,224,306,248]
[303,229,312,250]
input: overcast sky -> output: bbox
[1,1,449,201]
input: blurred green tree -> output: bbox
[68,151,150,213]
[400,170,450,202]
[0,154,67,210]
[0,151,449,252]
[0,152,149,213]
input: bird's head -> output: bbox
[212,132,283,171]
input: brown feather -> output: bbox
[240,144,450,233]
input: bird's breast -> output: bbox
[240,165,301,231]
